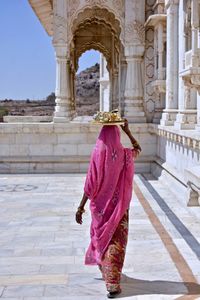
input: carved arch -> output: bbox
[68,6,124,46]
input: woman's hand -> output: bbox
[120,119,130,134]
[134,143,142,153]
[75,207,85,225]
[76,210,83,224]
[133,149,140,159]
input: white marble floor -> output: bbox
[0,173,200,300]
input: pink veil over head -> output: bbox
[84,125,134,265]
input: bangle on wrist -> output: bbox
[132,141,139,147]
[77,207,85,214]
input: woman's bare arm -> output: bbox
[121,119,142,153]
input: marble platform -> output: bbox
[0,173,200,300]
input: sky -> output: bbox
[0,0,99,100]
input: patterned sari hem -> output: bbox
[99,210,129,292]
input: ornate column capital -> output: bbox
[53,43,69,59]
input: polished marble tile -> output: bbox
[0,174,200,299]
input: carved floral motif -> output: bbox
[125,21,145,45]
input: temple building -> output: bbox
[0,0,199,207]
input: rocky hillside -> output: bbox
[76,63,99,115]
[0,63,100,118]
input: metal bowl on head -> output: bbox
[91,110,125,126]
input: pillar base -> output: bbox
[53,97,72,122]
[160,110,177,126]
[174,110,197,130]
[124,99,146,123]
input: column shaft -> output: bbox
[160,1,179,125]
[53,47,72,122]
[175,0,197,129]
[124,56,146,122]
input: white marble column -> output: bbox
[124,0,146,123]
[191,0,199,66]
[124,54,146,122]
[174,0,197,129]
[70,67,76,118]
[160,0,179,126]
[112,70,119,110]
[99,54,110,111]
[120,59,127,116]
[157,23,165,80]
[196,93,200,131]
[53,46,72,122]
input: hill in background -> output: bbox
[0,63,100,117]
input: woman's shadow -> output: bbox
[95,274,200,298]
[114,274,200,298]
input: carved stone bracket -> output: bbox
[181,71,200,95]
[151,80,166,94]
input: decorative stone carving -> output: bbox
[146,99,155,113]
[125,21,145,45]
[67,0,80,18]
[67,1,125,46]
[181,72,200,95]
[53,14,68,44]
[113,0,123,12]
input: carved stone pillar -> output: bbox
[70,67,76,118]
[99,54,110,111]
[196,93,200,131]
[160,0,179,126]
[124,0,146,123]
[124,54,146,122]
[157,22,165,80]
[53,45,72,122]
[120,59,127,116]
[191,0,199,65]
[174,0,197,129]
[112,70,119,110]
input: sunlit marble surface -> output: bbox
[0,174,199,300]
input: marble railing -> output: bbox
[157,127,200,150]
[149,124,200,206]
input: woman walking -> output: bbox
[75,119,141,298]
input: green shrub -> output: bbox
[0,107,9,117]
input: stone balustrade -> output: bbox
[157,126,200,150]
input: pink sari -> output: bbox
[84,126,134,267]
